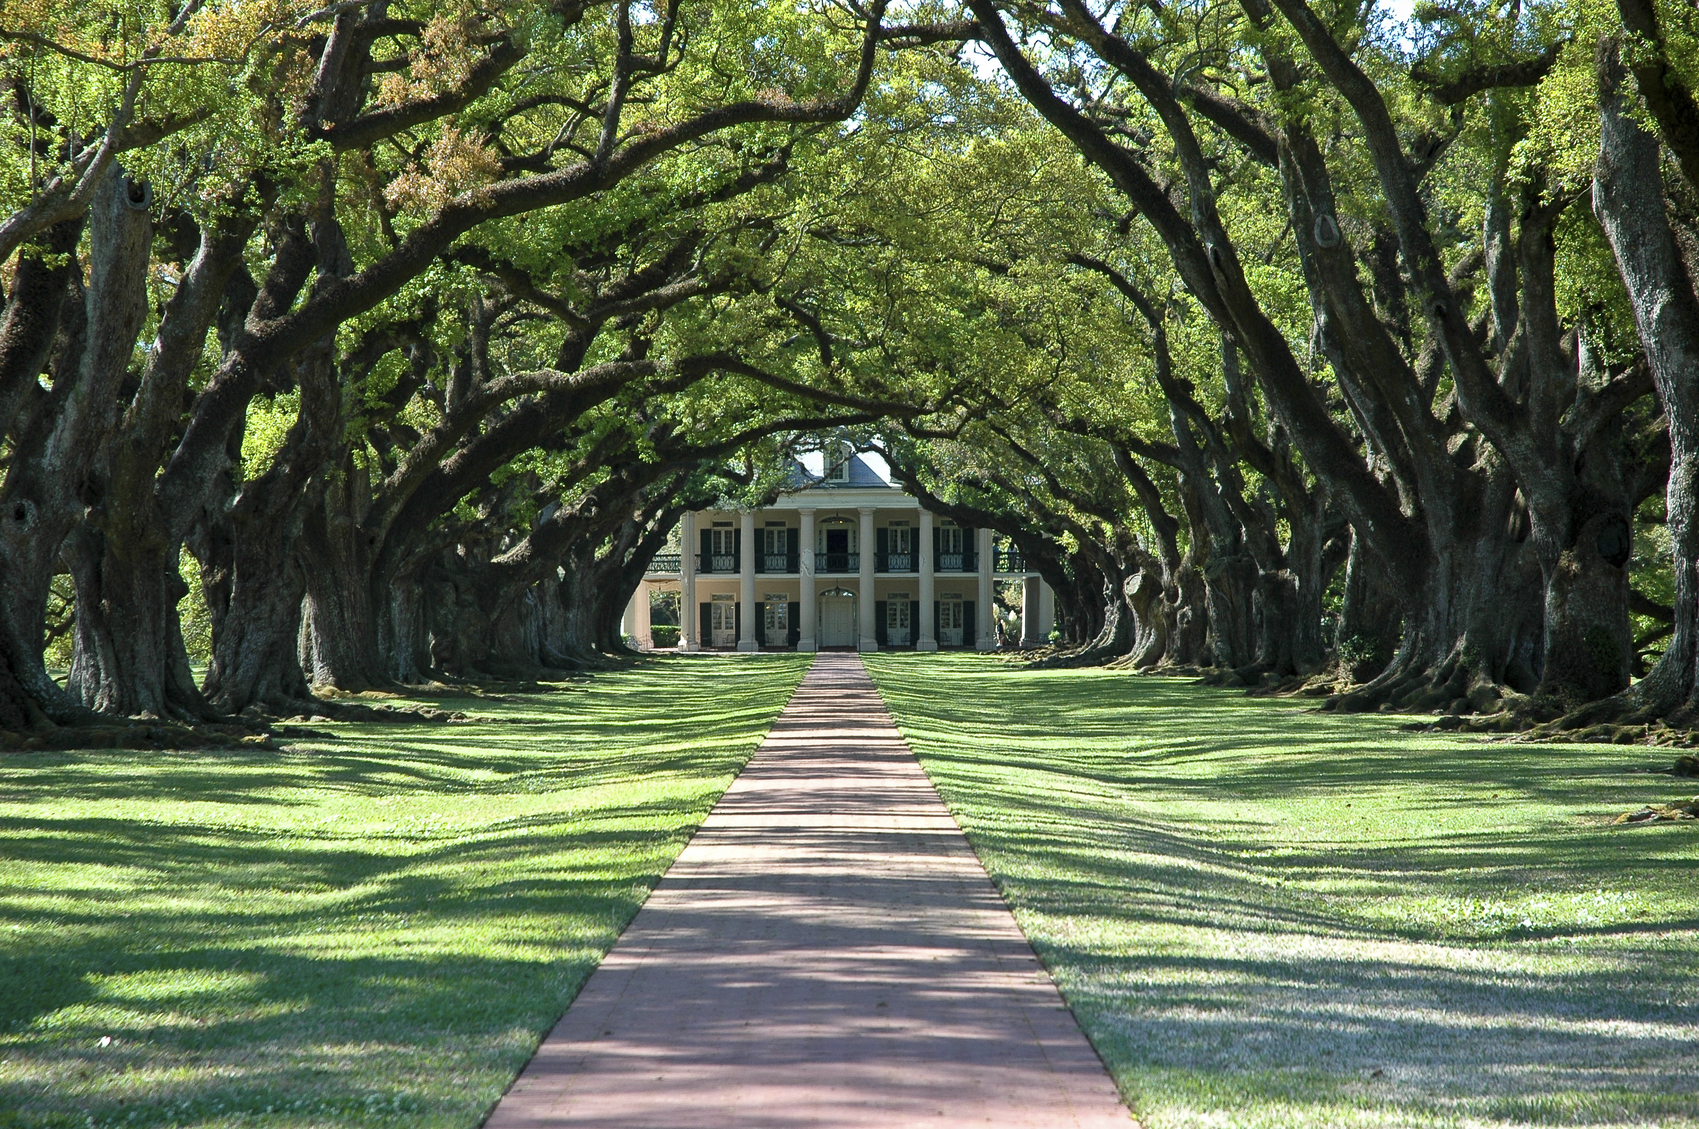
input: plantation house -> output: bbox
[625,452,1053,652]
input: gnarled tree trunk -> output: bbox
[1595,40,1699,720]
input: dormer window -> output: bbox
[825,442,853,483]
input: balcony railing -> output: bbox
[670,550,998,575]
[817,551,860,573]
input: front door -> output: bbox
[819,593,856,647]
[764,599,789,645]
[938,599,964,647]
[886,599,911,646]
[710,599,737,647]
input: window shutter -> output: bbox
[875,601,888,646]
[910,601,920,646]
[787,526,799,569]
[700,529,711,562]
[933,601,941,640]
[876,527,888,567]
[963,601,975,647]
[734,602,741,640]
[755,602,766,645]
[788,607,801,647]
[962,528,976,570]
[700,601,711,643]
[933,526,941,560]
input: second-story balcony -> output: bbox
[877,552,915,573]
[817,551,860,574]
[936,552,979,573]
[649,553,682,575]
[994,549,1028,573]
[691,552,802,574]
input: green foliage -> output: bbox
[176,549,213,669]
[239,392,299,482]
[1335,632,1387,667]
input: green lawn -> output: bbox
[0,655,810,1129]
[866,653,1699,1129]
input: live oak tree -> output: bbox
[0,0,896,731]
[5,0,1699,742]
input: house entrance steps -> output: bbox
[483,653,1132,1128]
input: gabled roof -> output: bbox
[804,451,893,489]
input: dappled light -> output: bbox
[485,653,1128,1128]
[869,654,1699,1128]
[0,657,810,1127]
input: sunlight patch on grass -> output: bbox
[0,655,810,1129]
[866,653,1699,1129]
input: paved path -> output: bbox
[484,653,1132,1128]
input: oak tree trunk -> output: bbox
[1595,42,1699,719]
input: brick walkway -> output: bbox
[483,653,1132,1128]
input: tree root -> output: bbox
[0,716,274,753]
[1614,798,1699,824]
[1027,642,1133,669]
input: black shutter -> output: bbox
[755,602,766,646]
[876,527,888,571]
[934,601,941,642]
[735,602,741,641]
[910,601,920,647]
[787,526,799,571]
[963,528,976,571]
[964,601,975,647]
[700,601,711,643]
[933,526,941,561]
[875,601,888,646]
[789,603,801,647]
[700,529,711,568]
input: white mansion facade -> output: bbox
[624,453,1054,652]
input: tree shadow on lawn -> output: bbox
[949,778,1699,1122]
[869,656,1699,1124]
[0,655,808,808]
[0,704,782,809]
[0,946,608,1128]
[937,759,1699,933]
[0,806,722,1127]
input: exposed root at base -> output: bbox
[1615,798,1699,824]
[0,718,273,753]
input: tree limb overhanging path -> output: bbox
[484,654,1131,1128]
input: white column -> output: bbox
[916,509,937,651]
[976,527,995,650]
[623,584,652,649]
[737,511,758,651]
[1039,581,1055,644]
[679,511,699,652]
[637,582,653,648]
[857,506,878,652]
[797,508,817,652]
[1020,574,1043,648]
